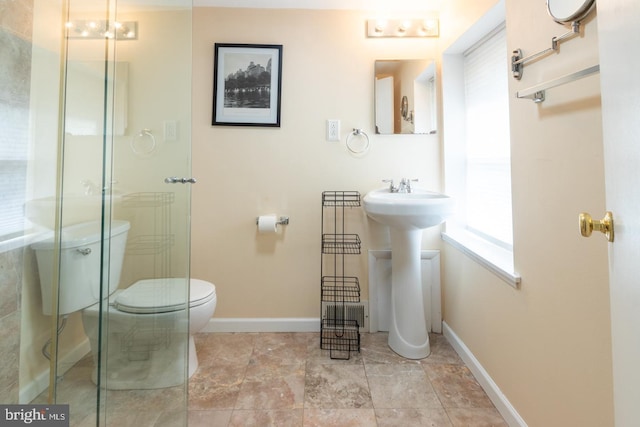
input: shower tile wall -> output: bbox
[0,0,35,404]
[0,249,23,403]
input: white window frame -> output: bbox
[442,0,521,287]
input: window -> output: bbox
[442,3,520,286]
[0,103,29,243]
[463,25,512,248]
[1,33,32,247]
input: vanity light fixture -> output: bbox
[367,18,439,38]
[65,20,138,40]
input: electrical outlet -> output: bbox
[326,119,340,141]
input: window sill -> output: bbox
[442,228,521,288]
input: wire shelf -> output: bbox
[127,235,174,255]
[122,192,175,208]
[321,276,360,302]
[320,319,360,359]
[322,191,361,207]
[322,234,361,254]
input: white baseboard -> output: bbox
[443,322,528,427]
[203,317,321,333]
[20,339,91,404]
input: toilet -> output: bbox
[31,220,217,390]
[82,277,216,389]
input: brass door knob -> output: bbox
[579,211,614,242]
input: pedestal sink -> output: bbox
[25,193,123,228]
[363,187,454,359]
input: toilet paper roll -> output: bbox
[257,215,278,233]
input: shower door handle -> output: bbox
[164,177,197,184]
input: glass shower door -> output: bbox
[37,0,194,425]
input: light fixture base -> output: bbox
[66,20,138,40]
[367,18,439,38]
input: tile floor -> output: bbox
[36,332,508,426]
[188,332,508,427]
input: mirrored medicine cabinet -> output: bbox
[374,59,437,135]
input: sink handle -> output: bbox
[382,179,397,192]
[406,178,418,193]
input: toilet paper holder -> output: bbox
[255,216,290,225]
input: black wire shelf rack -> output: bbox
[320,190,362,360]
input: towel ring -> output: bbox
[131,128,156,157]
[346,128,370,155]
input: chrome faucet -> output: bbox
[81,179,100,196]
[383,178,418,193]
[382,179,398,192]
[397,178,416,193]
[81,179,117,195]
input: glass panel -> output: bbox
[23,0,192,425]
[0,0,33,407]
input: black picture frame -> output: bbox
[212,43,283,127]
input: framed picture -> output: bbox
[212,43,283,127]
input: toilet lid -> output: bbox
[114,278,216,314]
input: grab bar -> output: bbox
[515,64,600,103]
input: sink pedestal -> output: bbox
[388,228,430,359]
[363,186,454,360]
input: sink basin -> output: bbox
[363,188,454,230]
[25,193,123,228]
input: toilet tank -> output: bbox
[32,220,130,315]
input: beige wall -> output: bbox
[191,3,614,425]
[191,8,443,318]
[441,1,613,426]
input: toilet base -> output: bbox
[188,335,198,378]
[87,335,199,390]
[83,305,196,390]
[81,279,216,390]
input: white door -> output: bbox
[597,1,640,425]
[375,76,394,134]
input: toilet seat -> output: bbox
[114,278,216,314]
